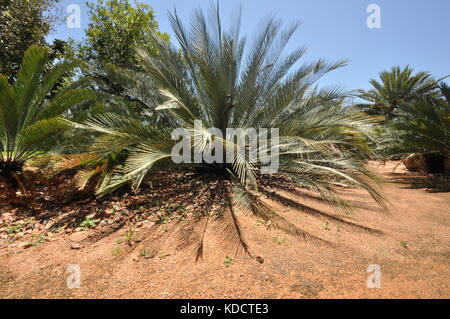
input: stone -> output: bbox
[70,243,82,250]
[18,242,32,249]
[45,222,54,230]
[403,153,427,173]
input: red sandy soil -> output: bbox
[0,161,449,298]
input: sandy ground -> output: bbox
[0,161,449,299]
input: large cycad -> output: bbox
[357,66,442,119]
[390,83,450,160]
[75,6,385,256]
[0,45,96,195]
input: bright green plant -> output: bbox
[81,0,169,70]
[374,83,450,165]
[357,66,443,119]
[224,256,234,267]
[6,222,23,234]
[0,0,60,79]
[393,84,450,157]
[78,216,97,228]
[0,45,96,195]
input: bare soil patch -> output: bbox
[0,161,449,298]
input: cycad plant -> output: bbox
[54,63,165,191]
[74,5,386,256]
[357,66,443,119]
[0,45,96,197]
[385,83,450,172]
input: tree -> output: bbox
[80,0,169,70]
[72,5,386,256]
[386,83,450,172]
[68,0,170,118]
[0,0,60,80]
[0,45,96,197]
[357,66,442,119]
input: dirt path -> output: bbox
[0,162,449,298]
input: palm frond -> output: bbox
[0,45,97,174]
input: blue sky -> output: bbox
[48,0,450,91]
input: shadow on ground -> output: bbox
[387,172,450,193]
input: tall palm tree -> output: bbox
[0,45,96,197]
[357,66,443,119]
[73,5,386,256]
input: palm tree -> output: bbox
[387,83,450,172]
[357,66,443,119]
[0,45,96,198]
[73,5,386,257]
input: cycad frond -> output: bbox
[0,45,96,174]
[357,65,443,119]
[74,4,386,255]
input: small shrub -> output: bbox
[224,256,234,267]
[6,222,23,234]
[116,228,138,246]
[27,234,47,247]
[78,217,96,228]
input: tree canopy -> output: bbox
[0,0,60,80]
[79,0,170,70]
[357,66,442,119]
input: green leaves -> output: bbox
[0,45,96,171]
[391,90,450,157]
[69,4,388,252]
[0,0,57,79]
[163,5,384,210]
[83,0,169,70]
[360,67,450,160]
[357,66,442,119]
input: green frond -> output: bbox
[0,45,96,173]
[71,4,388,252]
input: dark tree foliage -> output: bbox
[0,0,61,80]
